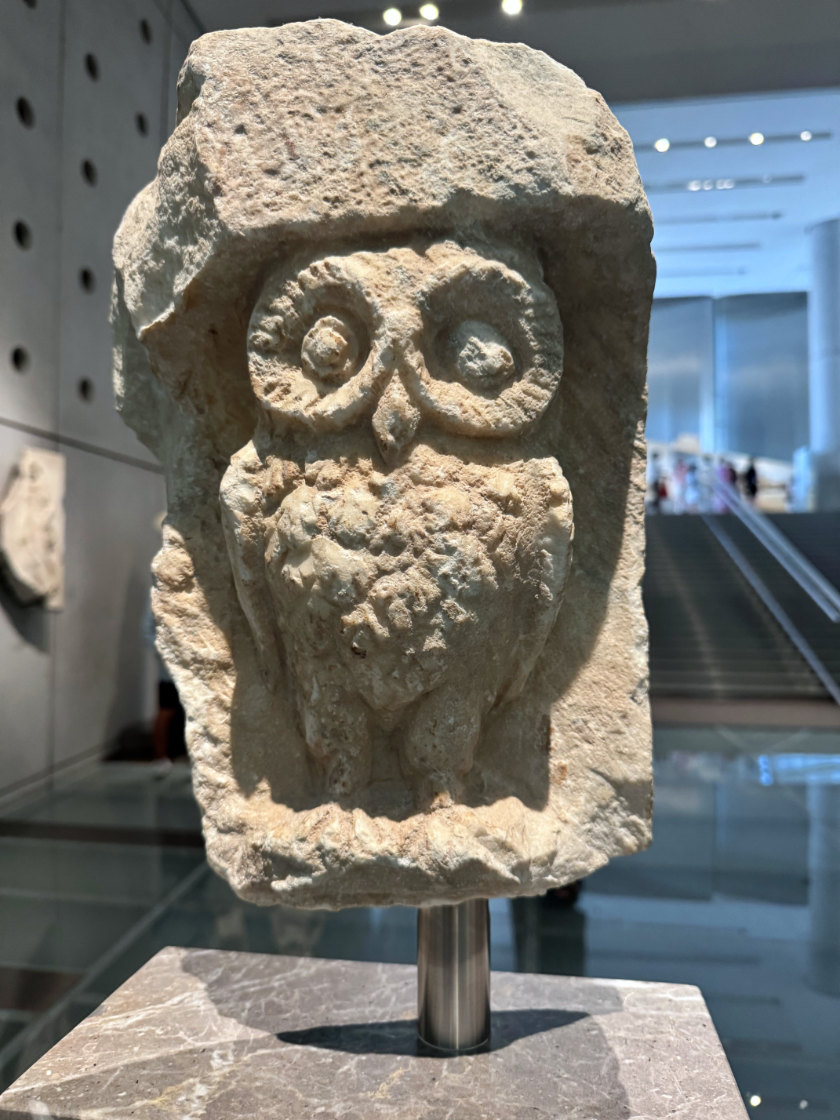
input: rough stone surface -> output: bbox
[0,948,748,1119]
[112,21,655,908]
[0,447,65,610]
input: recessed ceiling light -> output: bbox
[749,1095,762,1108]
[800,130,813,141]
[748,132,765,146]
[716,178,735,189]
[501,0,523,15]
[419,2,439,17]
[653,137,670,152]
[702,180,714,190]
[687,180,702,191]
[704,136,717,148]
[383,7,402,25]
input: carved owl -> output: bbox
[220,236,573,807]
[114,21,656,908]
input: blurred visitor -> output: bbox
[699,455,715,512]
[671,457,687,514]
[684,462,700,512]
[658,474,669,509]
[154,675,186,767]
[713,458,737,512]
[743,457,759,504]
[646,450,662,513]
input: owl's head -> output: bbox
[246,238,563,464]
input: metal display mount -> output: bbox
[417,898,491,1054]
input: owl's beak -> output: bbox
[372,374,420,466]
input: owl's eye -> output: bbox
[301,314,362,384]
[449,321,515,389]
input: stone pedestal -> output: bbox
[0,947,747,1119]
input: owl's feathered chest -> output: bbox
[264,449,570,714]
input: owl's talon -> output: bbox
[326,757,360,801]
[415,773,460,811]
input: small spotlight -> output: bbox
[687,180,702,191]
[702,179,714,190]
[800,130,813,141]
[419,2,439,17]
[749,131,765,146]
[501,0,523,15]
[749,1095,762,1108]
[716,178,734,189]
[653,137,670,152]
[704,136,717,148]
[383,7,402,25]
[798,1102,809,1111]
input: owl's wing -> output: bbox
[219,442,283,692]
[500,460,574,701]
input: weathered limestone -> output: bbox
[0,447,65,610]
[112,21,655,908]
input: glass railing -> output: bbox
[702,485,840,704]
[711,480,840,622]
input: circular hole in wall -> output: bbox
[78,377,94,402]
[13,220,32,249]
[79,267,95,292]
[16,97,35,128]
[135,112,148,136]
[84,53,99,81]
[81,159,97,186]
[11,347,30,373]
[140,19,152,43]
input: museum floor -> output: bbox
[0,722,838,1119]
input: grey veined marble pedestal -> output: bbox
[0,947,748,1119]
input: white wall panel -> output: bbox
[0,0,62,432]
[715,293,809,461]
[0,426,56,792]
[57,0,169,462]
[647,298,715,450]
[0,0,204,799]
[165,2,201,142]
[52,446,164,768]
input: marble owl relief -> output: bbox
[113,22,655,908]
[221,239,573,806]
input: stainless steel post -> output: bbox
[417,899,490,1053]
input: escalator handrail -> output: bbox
[712,481,840,623]
[702,516,840,706]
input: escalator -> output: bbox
[644,513,840,701]
[770,513,840,589]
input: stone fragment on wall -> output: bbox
[0,447,65,610]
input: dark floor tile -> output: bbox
[0,820,202,849]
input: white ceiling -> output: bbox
[188,0,840,106]
[617,88,840,298]
[184,0,840,299]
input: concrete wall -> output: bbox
[0,0,202,799]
